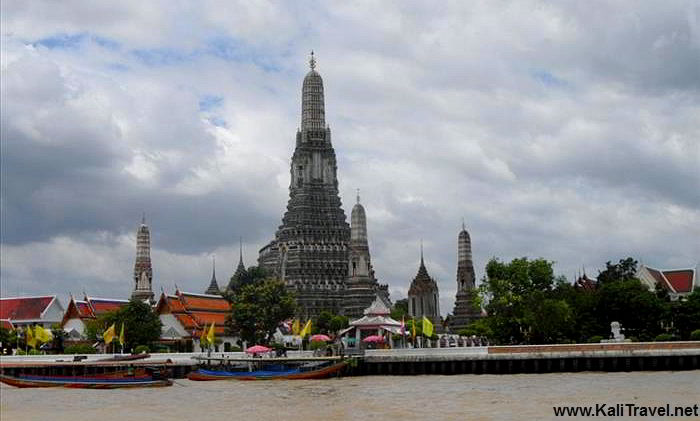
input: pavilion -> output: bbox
[340,296,404,348]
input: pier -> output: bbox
[1,342,698,379]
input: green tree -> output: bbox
[457,319,493,337]
[314,311,333,334]
[391,298,408,320]
[479,257,571,344]
[226,265,270,298]
[329,315,349,333]
[596,278,667,341]
[0,327,15,353]
[50,323,66,353]
[226,279,296,345]
[597,257,638,285]
[85,300,162,351]
[672,289,700,339]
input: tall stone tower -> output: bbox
[259,52,351,317]
[131,216,155,302]
[408,246,442,333]
[450,222,481,332]
[342,192,388,319]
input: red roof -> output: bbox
[0,296,55,321]
[663,270,694,293]
[88,297,128,315]
[1,319,14,330]
[646,267,671,290]
[76,301,95,318]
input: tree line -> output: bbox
[463,257,700,344]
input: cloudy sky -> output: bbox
[2,1,698,314]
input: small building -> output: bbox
[155,289,236,352]
[638,265,697,300]
[407,249,443,333]
[0,295,65,330]
[340,296,403,348]
[61,296,129,340]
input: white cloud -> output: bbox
[2,1,698,316]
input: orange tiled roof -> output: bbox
[0,296,56,321]
[191,311,228,325]
[156,291,230,338]
[179,293,230,311]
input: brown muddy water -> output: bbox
[1,371,698,420]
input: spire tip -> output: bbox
[309,50,316,70]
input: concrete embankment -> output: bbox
[353,342,700,375]
[1,342,698,378]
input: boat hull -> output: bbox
[0,373,172,389]
[187,361,347,381]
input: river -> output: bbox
[2,371,698,420]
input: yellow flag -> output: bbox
[422,316,433,338]
[103,323,116,344]
[411,317,416,339]
[26,326,37,349]
[207,322,215,344]
[119,323,125,346]
[292,319,300,335]
[300,319,312,338]
[35,325,52,344]
[200,324,208,345]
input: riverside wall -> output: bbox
[1,342,698,378]
[353,342,700,375]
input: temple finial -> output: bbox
[420,239,424,265]
[141,212,146,225]
[462,218,465,231]
[309,50,316,70]
[239,237,243,262]
[356,188,360,204]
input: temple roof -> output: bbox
[87,297,129,315]
[639,265,697,295]
[363,296,390,316]
[408,253,439,296]
[0,296,58,321]
[204,257,221,295]
[156,290,230,336]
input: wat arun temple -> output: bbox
[257,53,480,325]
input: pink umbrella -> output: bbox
[310,334,331,342]
[362,335,385,343]
[245,345,271,354]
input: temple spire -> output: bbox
[356,188,360,204]
[420,240,424,267]
[301,52,325,131]
[309,50,316,70]
[205,254,221,295]
[132,217,154,302]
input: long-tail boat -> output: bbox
[187,357,348,381]
[0,367,172,388]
